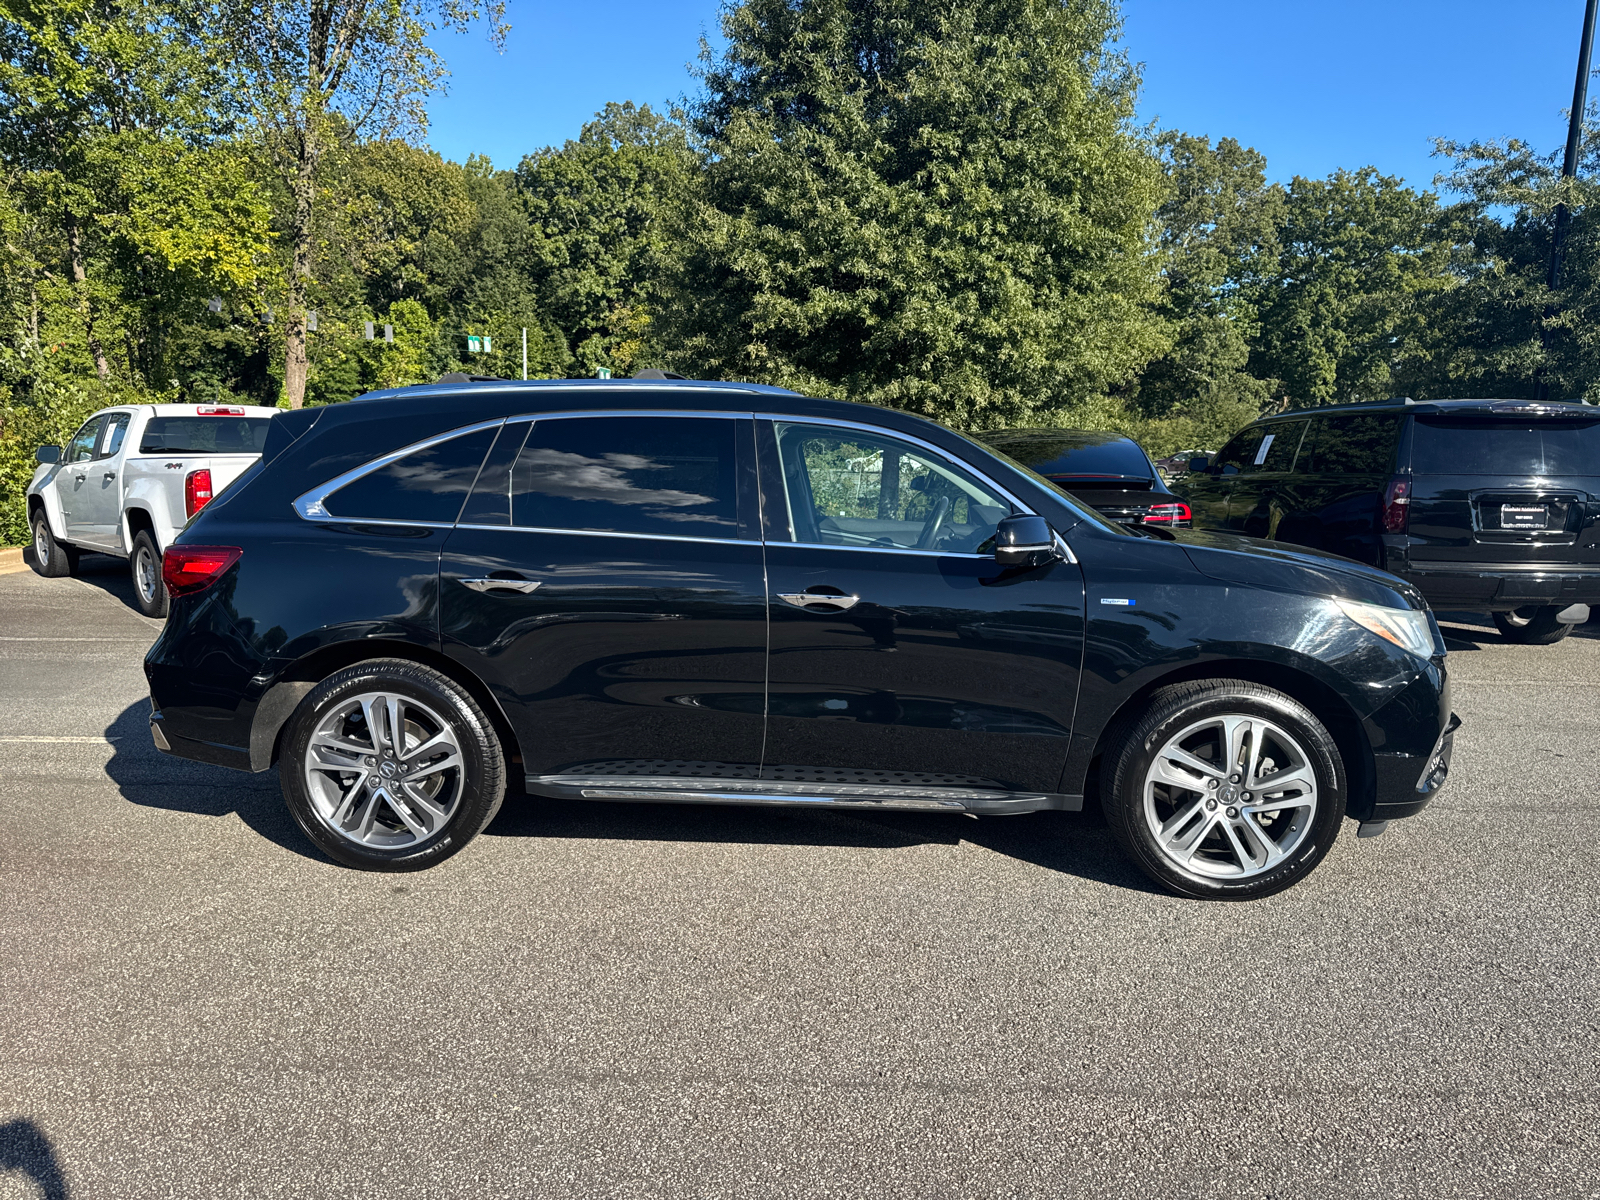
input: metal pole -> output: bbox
[1538,0,1598,399]
[521,328,528,381]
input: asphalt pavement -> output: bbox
[2,552,1598,1199]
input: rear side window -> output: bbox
[324,426,498,524]
[1411,417,1600,475]
[1297,414,1401,474]
[140,416,272,455]
[1213,427,1266,475]
[1249,421,1306,472]
[512,416,741,538]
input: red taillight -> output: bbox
[161,545,242,598]
[185,468,213,519]
[195,406,245,416]
[1143,502,1192,526]
[1382,477,1412,533]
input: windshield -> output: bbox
[1412,417,1600,475]
[139,416,273,455]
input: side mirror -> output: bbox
[35,445,60,465]
[993,514,1058,567]
[1187,455,1208,473]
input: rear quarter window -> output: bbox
[324,426,499,524]
[1411,417,1600,475]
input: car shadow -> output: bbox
[0,1118,69,1200]
[23,546,149,614]
[1436,609,1600,648]
[103,699,1159,893]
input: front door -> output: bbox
[440,413,770,784]
[77,412,131,549]
[59,415,105,542]
[758,419,1084,796]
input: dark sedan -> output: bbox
[979,428,1192,528]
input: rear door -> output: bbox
[1270,412,1402,565]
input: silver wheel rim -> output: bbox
[1143,714,1319,880]
[34,520,48,562]
[302,690,465,850]
[136,546,159,602]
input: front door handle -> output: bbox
[103,471,116,481]
[461,577,541,594]
[777,592,861,612]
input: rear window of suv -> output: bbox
[140,416,273,455]
[1412,416,1600,475]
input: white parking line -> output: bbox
[0,637,152,642]
[0,736,121,743]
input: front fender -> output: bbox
[26,468,68,539]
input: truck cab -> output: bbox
[27,404,275,616]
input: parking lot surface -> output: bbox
[2,553,1598,1199]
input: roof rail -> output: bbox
[435,372,504,384]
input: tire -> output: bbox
[130,530,169,618]
[1492,605,1573,645]
[279,659,507,871]
[30,513,79,578]
[1102,679,1347,900]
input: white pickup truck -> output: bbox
[27,403,276,616]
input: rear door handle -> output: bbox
[777,592,861,611]
[461,577,541,594]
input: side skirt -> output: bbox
[526,774,1083,816]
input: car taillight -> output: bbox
[1143,502,1192,526]
[185,468,213,518]
[161,546,242,597]
[1382,477,1412,533]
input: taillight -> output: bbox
[161,545,242,598]
[1143,502,1192,526]
[185,468,213,518]
[1382,477,1412,533]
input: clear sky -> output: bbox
[427,0,1596,193]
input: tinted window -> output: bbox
[66,417,103,464]
[512,416,740,538]
[1298,414,1401,474]
[984,434,1153,480]
[1213,427,1266,475]
[458,423,529,526]
[1250,421,1306,473]
[326,426,498,523]
[99,413,130,458]
[1412,417,1600,475]
[140,416,272,455]
[775,423,1011,553]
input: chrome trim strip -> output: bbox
[454,522,756,546]
[527,772,1081,813]
[501,408,753,424]
[774,539,989,560]
[292,417,507,521]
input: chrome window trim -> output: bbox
[501,408,752,425]
[455,522,754,546]
[293,418,507,520]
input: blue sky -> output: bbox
[427,0,1594,193]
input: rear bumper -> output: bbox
[1399,564,1600,610]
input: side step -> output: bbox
[527,774,1082,815]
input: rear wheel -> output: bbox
[280,659,506,871]
[1492,605,1573,645]
[1103,679,1347,900]
[130,530,168,618]
[30,513,78,578]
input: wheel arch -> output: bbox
[1072,658,1375,821]
[250,639,526,778]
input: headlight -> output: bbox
[1333,598,1438,658]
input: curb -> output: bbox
[0,546,31,576]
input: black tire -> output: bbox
[30,512,78,578]
[1102,679,1347,900]
[279,659,506,871]
[130,530,169,618]
[1492,605,1573,645]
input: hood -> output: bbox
[1173,528,1425,610]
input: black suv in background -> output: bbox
[144,380,1457,899]
[1177,399,1600,644]
[978,428,1192,528]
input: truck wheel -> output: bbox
[279,659,507,871]
[1492,606,1573,645]
[30,513,78,578]
[1102,679,1347,900]
[130,530,169,618]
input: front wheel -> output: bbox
[130,530,168,618]
[279,659,507,871]
[1492,606,1573,645]
[1103,680,1347,900]
[30,513,78,578]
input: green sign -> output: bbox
[595,366,612,380]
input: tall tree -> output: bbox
[664,0,1166,428]
[209,0,506,407]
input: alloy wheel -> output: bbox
[302,690,465,850]
[1143,714,1319,880]
[33,520,48,563]
[136,546,159,604]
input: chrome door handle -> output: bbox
[778,592,860,611]
[461,577,541,594]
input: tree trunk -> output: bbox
[282,148,316,409]
[66,213,110,381]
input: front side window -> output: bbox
[66,418,104,464]
[1212,427,1266,475]
[99,413,131,458]
[773,423,1012,553]
[1249,421,1306,473]
[324,426,499,524]
[512,416,741,538]
[1298,414,1401,474]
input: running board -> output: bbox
[527,774,1082,815]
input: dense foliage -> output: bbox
[2,0,1598,543]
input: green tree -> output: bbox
[663,0,1166,428]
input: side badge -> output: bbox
[1099,598,1135,606]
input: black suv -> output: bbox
[976,428,1192,528]
[1178,398,1600,643]
[145,381,1457,899]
